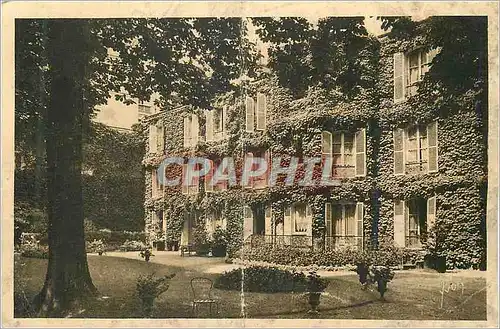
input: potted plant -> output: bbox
[211,227,228,257]
[136,273,175,317]
[306,271,329,314]
[193,226,211,256]
[369,265,395,300]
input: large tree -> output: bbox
[15,18,258,316]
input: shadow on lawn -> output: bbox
[252,300,376,318]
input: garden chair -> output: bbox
[190,277,220,317]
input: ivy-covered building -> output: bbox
[140,26,487,269]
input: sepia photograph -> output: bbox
[2,1,499,327]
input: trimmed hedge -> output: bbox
[214,265,308,293]
[86,230,146,250]
[237,245,424,268]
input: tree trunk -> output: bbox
[34,19,97,317]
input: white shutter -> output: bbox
[355,128,366,177]
[157,124,164,153]
[243,206,254,242]
[394,128,405,175]
[151,170,157,198]
[205,110,214,142]
[181,164,188,195]
[427,121,438,173]
[394,200,405,247]
[306,204,313,237]
[393,52,405,103]
[245,96,255,132]
[204,160,214,193]
[321,131,332,155]
[183,117,190,147]
[149,125,157,153]
[191,114,199,145]
[283,206,292,236]
[427,196,436,230]
[325,203,332,236]
[256,93,266,130]
[356,202,364,250]
[265,206,272,236]
[222,105,228,136]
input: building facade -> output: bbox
[141,32,487,269]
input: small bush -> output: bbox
[136,273,175,317]
[214,265,308,293]
[193,226,211,256]
[20,244,48,259]
[120,240,147,252]
[211,227,228,257]
[86,239,106,254]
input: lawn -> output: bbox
[14,254,487,320]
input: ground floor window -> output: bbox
[325,202,364,249]
[394,196,436,248]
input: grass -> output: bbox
[14,254,487,319]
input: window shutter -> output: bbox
[245,152,254,188]
[325,203,332,237]
[222,105,228,136]
[321,131,332,155]
[245,96,255,132]
[205,160,214,192]
[393,200,405,247]
[427,196,436,230]
[393,52,405,103]
[306,204,313,237]
[356,202,364,249]
[205,110,214,142]
[355,128,366,177]
[283,206,292,236]
[157,124,164,153]
[151,170,157,198]
[256,93,266,130]
[149,125,157,153]
[191,114,199,145]
[181,164,188,195]
[263,150,270,187]
[265,206,272,236]
[183,117,190,147]
[162,210,167,233]
[427,121,438,173]
[393,128,405,175]
[243,206,254,242]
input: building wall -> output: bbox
[140,33,487,269]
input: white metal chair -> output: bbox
[190,277,220,317]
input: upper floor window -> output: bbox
[205,107,227,142]
[181,163,199,195]
[149,123,164,154]
[393,121,438,175]
[321,129,366,178]
[183,114,199,148]
[394,47,440,103]
[138,102,152,119]
[151,169,163,198]
[245,93,267,132]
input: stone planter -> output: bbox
[307,292,322,314]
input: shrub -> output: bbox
[237,242,423,269]
[20,244,48,259]
[120,240,147,252]
[86,239,106,254]
[211,227,228,257]
[214,265,308,293]
[136,273,175,317]
[86,230,146,251]
[192,226,211,256]
[306,271,329,292]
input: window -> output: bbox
[325,202,364,249]
[287,203,312,235]
[206,107,227,142]
[245,93,267,132]
[321,129,366,178]
[183,114,199,147]
[206,209,225,235]
[393,197,436,248]
[138,102,152,118]
[394,122,438,175]
[250,150,270,189]
[394,48,440,102]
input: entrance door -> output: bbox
[254,205,266,235]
